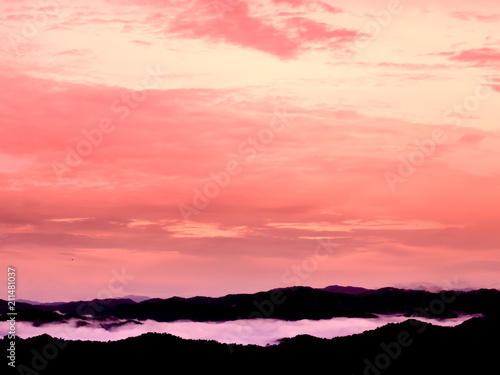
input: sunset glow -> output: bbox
[1,0,500,301]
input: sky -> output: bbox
[1,0,500,302]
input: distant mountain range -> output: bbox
[320,285,373,294]
[15,284,489,305]
[2,285,499,375]
[17,294,151,305]
[3,285,499,324]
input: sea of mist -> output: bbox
[1,314,482,346]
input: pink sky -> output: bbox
[1,0,500,302]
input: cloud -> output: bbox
[2,0,500,300]
[438,48,500,67]
[271,0,343,14]
[450,11,500,22]
[163,0,361,58]
[1,315,477,346]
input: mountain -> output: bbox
[2,316,499,375]
[17,295,150,305]
[0,309,67,325]
[16,299,42,305]
[321,285,372,295]
[17,299,71,306]
[2,286,499,323]
[2,288,377,321]
[122,295,151,303]
[392,282,476,292]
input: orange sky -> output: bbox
[1,0,500,301]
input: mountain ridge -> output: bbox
[2,315,498,375]
[2,286,499,323]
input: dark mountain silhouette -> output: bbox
[0,309,67,326]
[16,295,151,305]
[2,286,499,323]
[16,300,72,306]
[16,299,44,305]
[122,294,151,302]
[0,300,33,313]
[321,284,373,294]
[2,315,499,375]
